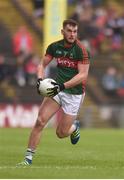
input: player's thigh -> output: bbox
[56,110,76,133]
[38,97,60,123]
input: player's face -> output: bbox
[61,24,78,44]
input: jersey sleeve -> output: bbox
[45,43,54,58]
[80,47,91,64]
[82,49,91,64]
[77,41,91,64]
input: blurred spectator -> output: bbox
[101,66,120,96]
[15,64,26,87]
[91,0,103,7]
[94,7,107,28]
[15,53,32,87]
[91,7,107,54]
[90,28,105,55]
[0,54,6,81]
[12,26,34,86]
[25,54,40,86]
[68,0,75,5]
[117,73,124,98]
[0,54,15,82]
[0,54,17,102]
[32,0,44,18]
[12,26,33,57]
[107,12,124,51]
[0,22,14,57]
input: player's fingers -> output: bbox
[51,82,58,86]
[47,86,58,91]
[47,92,55,96]
[47,88,54,91]
[47,94,55,97]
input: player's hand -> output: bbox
[47,82,65,97]
[37,78,43,94]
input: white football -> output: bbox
[38,78,56,97]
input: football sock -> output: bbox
[25,148,35,161]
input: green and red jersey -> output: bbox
[45,39,91,95]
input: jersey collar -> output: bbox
[59,39,76,49]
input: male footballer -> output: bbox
[18,19,91,165]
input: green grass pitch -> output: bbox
[0,128,124,179]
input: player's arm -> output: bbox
[64,62,90,89]
[37,42,54,79]
[47,61,90,97]
[64,46,90,88]
[37,55,53,79]
[36,55,53,94]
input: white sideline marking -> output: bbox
[0,166,96,170]
[0,165,124,170]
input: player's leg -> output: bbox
[56,111,76,138]
[56,112,80,144]
[17,97,60,165]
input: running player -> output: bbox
[18,19,91,166]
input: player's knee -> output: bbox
[35,114,47,129]
[56,131,64,138]
[56,129,68,138]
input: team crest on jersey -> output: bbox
[56,50,62,55]
[56,49,74,60]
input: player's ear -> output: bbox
[61,29,64,35]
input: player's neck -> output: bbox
[64,40,75,48]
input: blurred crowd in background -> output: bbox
[0,0,124,104]
[0,0,124,128]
